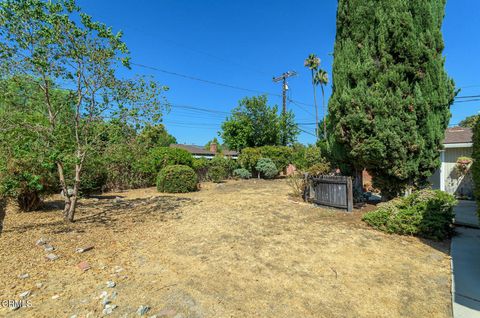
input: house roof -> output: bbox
[443,127,473,144]
[170,144,238,156]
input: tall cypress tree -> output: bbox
[328,0,456,198]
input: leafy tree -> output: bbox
[0,0,168,221]
[220,95,298,150]
[138,124,177,149]
[0,76,66,210]
[328,0,456,198]
[459,114,480,129]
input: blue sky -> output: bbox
[79,0,480,146]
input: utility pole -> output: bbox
[273,71,297,115]
[273,71,297,145]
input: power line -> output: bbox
[454,99,480,103]
[456,95,480,99]
[162,39,272,77]
[163,120,221,127]
[170,103,230,115]
[132,62,279,97]
[126,26,272,77]
[131,62,317,110]
[298,127,316,137]
[287,98,315,117]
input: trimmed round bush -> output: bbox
[207,165,228,183]
[233,168,252,179]
[156,165,198,193]
[255,158,278,179]
[362,190,456,240]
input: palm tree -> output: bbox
[314,69,329,139]
[304,54,320,138]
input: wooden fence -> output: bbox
[303,175,353,212]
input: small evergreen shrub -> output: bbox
[207,165,228,183]
[255,158,278,179]
[362,190,457,240]
[233,168,252,179]
[156,165,198,193]
[192,158,210,181]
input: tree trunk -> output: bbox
[0,197,6,236]
[321,84,326,140]
[17,191,42,212]
[65,163,82,222]
[57,162,72,218]
[353,168,364,202]
[312,70,319,139]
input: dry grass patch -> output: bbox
[0,179,451,317]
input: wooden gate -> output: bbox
[304,175,353,212]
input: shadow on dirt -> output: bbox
[5,195,196,234]
[0,198,6,237]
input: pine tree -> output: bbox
[328,0,456,198]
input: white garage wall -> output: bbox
[444,147,473,197]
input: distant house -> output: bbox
[170,143,239,160]
[429,127,473,197]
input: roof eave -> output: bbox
[443,142,473,149]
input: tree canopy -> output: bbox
[220,95,299,151]
[328,0,456,198]
[0,0,169,220]
[459,114,480,129]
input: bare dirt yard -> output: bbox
[0,179,451,318]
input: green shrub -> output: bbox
[306,162,331,176]
[192,158,210,181]
[239,146,293,172]
[103,142,151,190]
[472,120,480,219]
[238,148,262,172]
[291,145,325,170]
[142,147,194,176]
[209,156,238,177]
[156,165,198,193]
[76,155,108,194]
[233,168,252,179]
[362,190,456,240]
[255,158,278,179]
[257,146,293,171]
[207,165,228,183]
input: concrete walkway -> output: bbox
[455,201,480,229]
[452,201,480,318]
